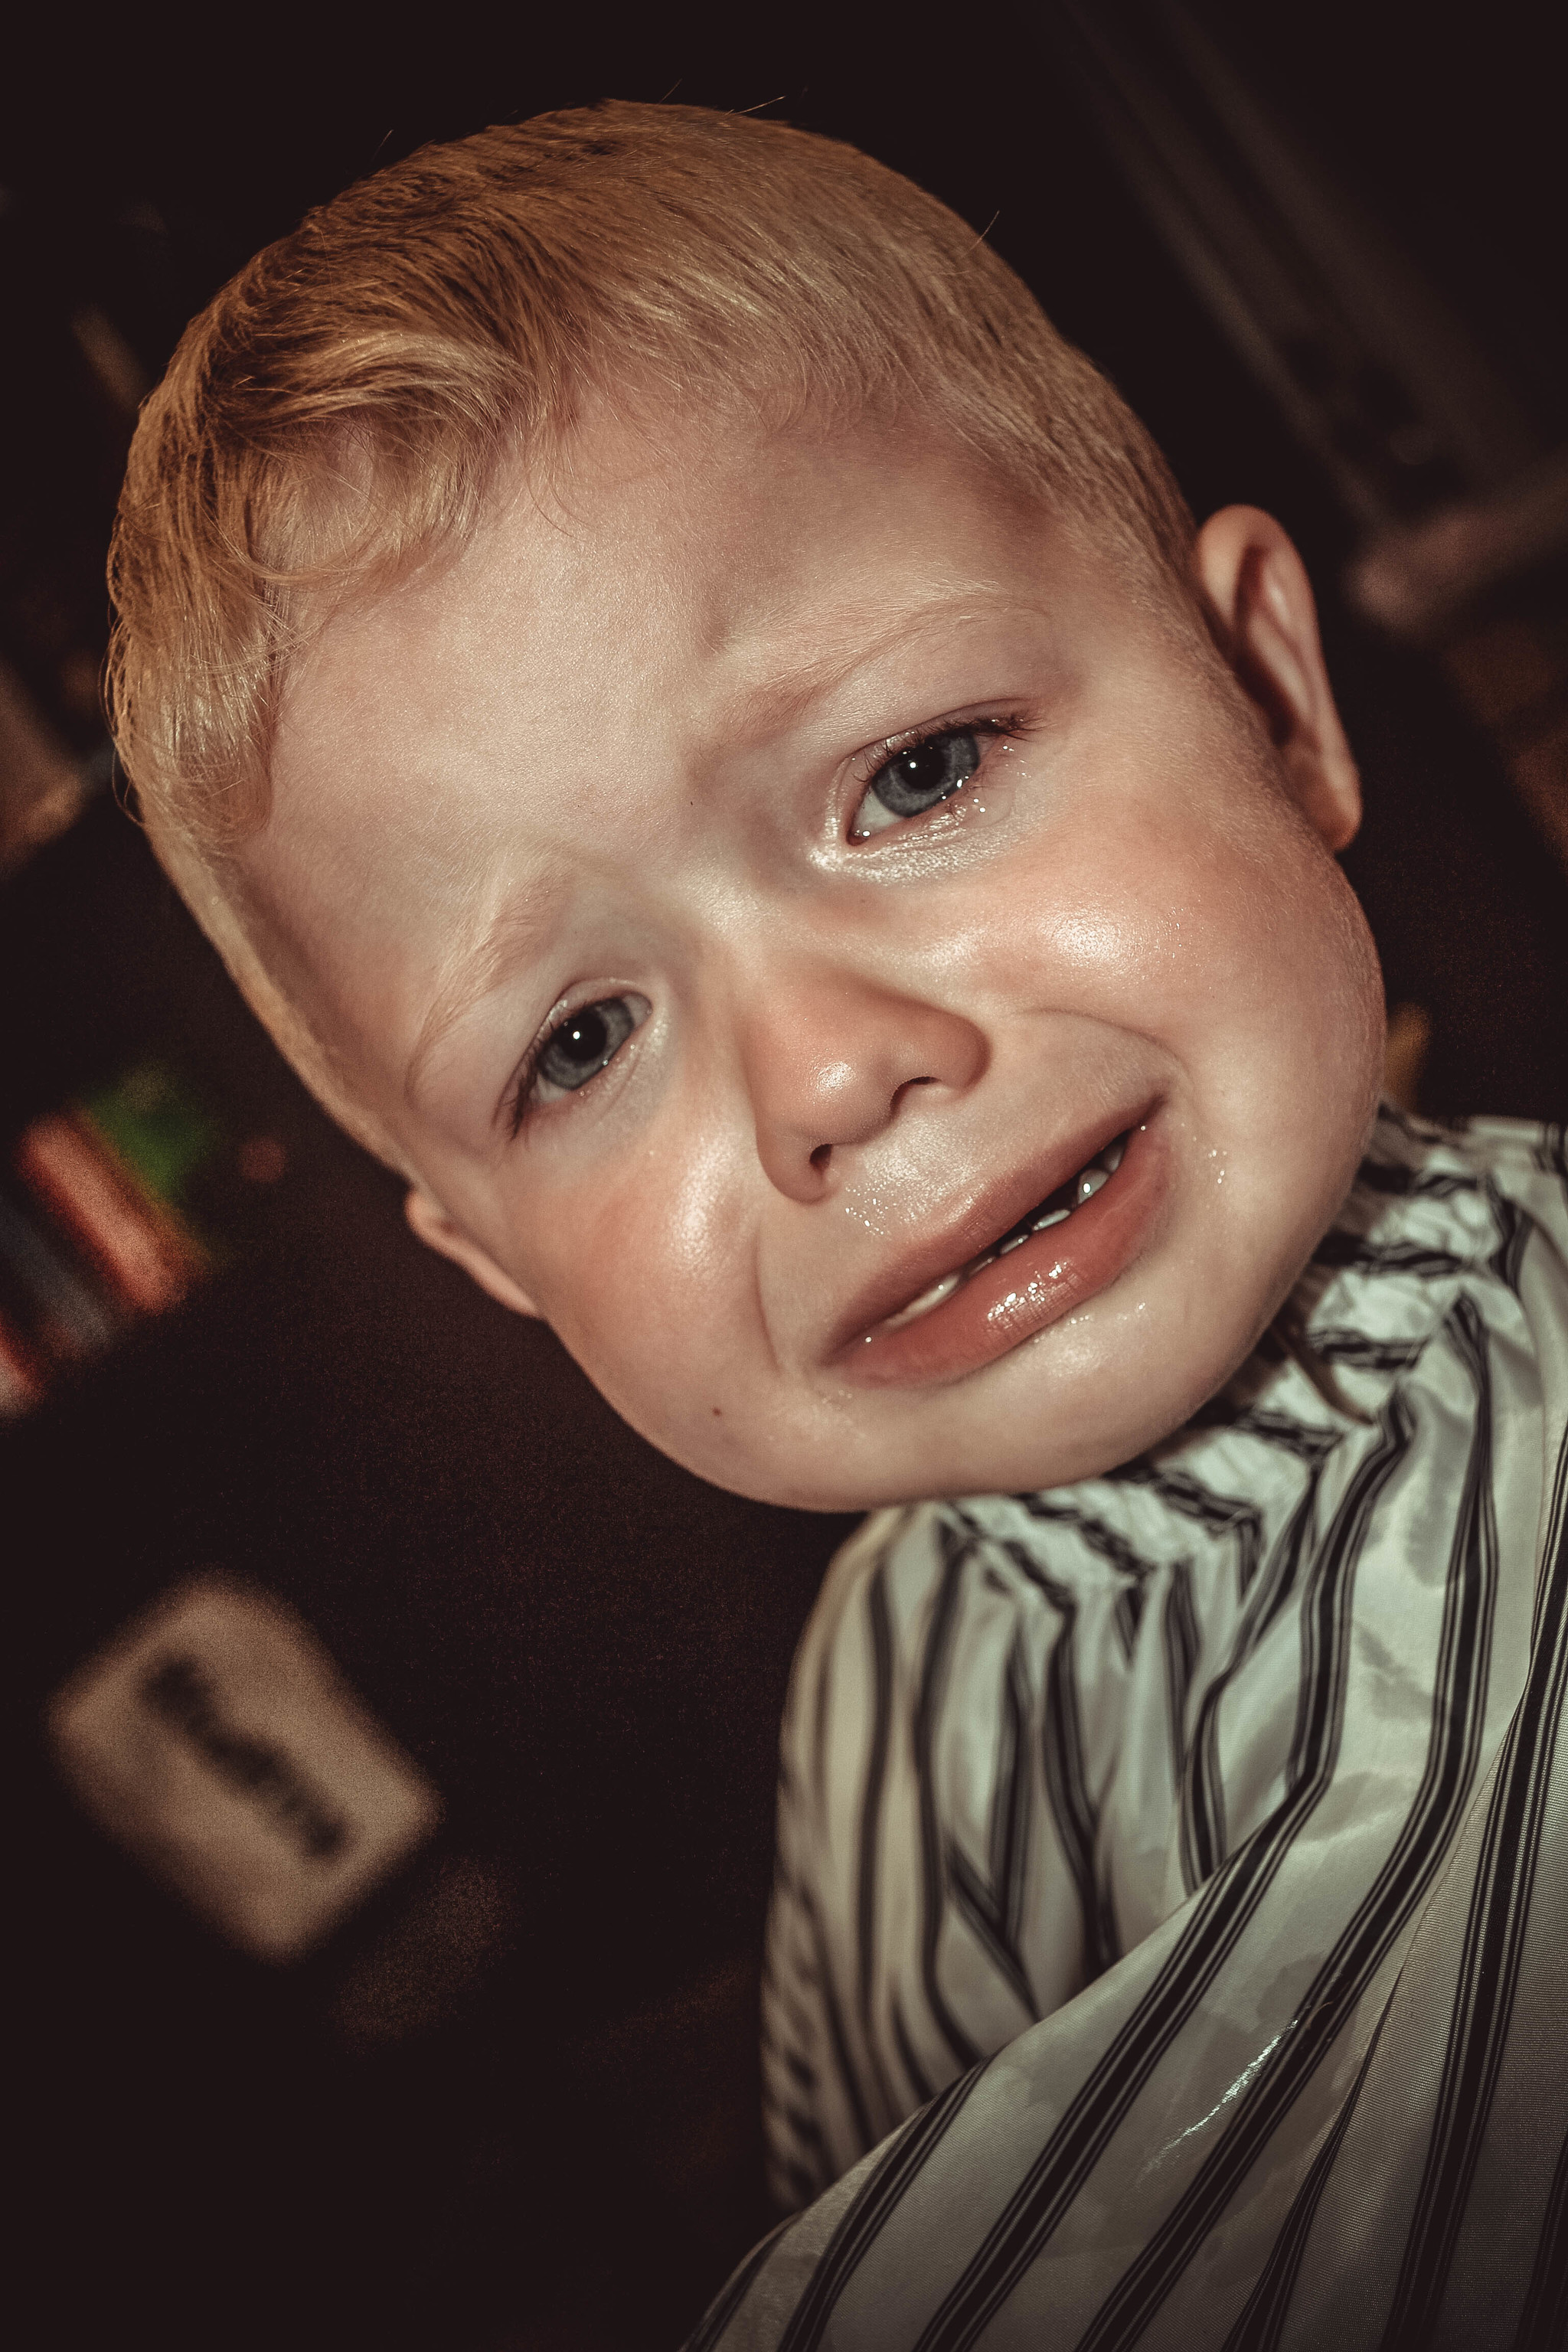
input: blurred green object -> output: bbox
[81,1062,221,1210]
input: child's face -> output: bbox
[253,408,1382,1509]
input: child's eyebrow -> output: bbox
[707,584,1033,744]
[403,877,566,1110]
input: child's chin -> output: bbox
[870,1326,1268,1505]
[710,1392,1210,1516]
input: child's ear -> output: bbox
[1194,505,1362,853]
[403,1187,544,1318]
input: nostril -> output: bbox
[810,1143,832,1174]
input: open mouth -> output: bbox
[831,1112,1169,1390]
[874,1131,1131,1334]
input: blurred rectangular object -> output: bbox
[49,1578,441,1961]
[0,1061,273,1410]
[0,655,90,877]
[0,1304,44,1415]
[1345,449,1568,873]
[0,1182,119,1364]
[18,1111,201,1315]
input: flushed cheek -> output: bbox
[1034,810,1354,1042]
[1164,835,1382,1106]
[536,1154,762,1413]
[947,850,1239,1042]
[960,810,1377,1248]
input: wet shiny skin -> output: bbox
[251,412,1383,1509]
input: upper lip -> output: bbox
[824,1102,1153,1359]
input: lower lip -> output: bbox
[835,1116,1171,1390]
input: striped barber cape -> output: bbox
[691,1108,1568,2351]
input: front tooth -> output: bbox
[1031,1204,1071,1232]
[879,1269,963,1331]
[1076,1166,1109,1205]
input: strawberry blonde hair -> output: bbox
[106,101,1194,1161]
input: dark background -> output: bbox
[3,7,1564,2348]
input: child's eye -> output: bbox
[849,725,986,839]
[520,992,649,1122]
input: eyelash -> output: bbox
[505,710,1027,1135]
[848,712,1024,837]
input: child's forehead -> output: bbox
[403,407,1050,667]
[272,410,1076,841]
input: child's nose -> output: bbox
[742,970,987,1201]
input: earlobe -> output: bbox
[403,1187,544,1319]
[1194,505,1363,854]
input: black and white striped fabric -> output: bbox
[692,1109,1568,2350]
